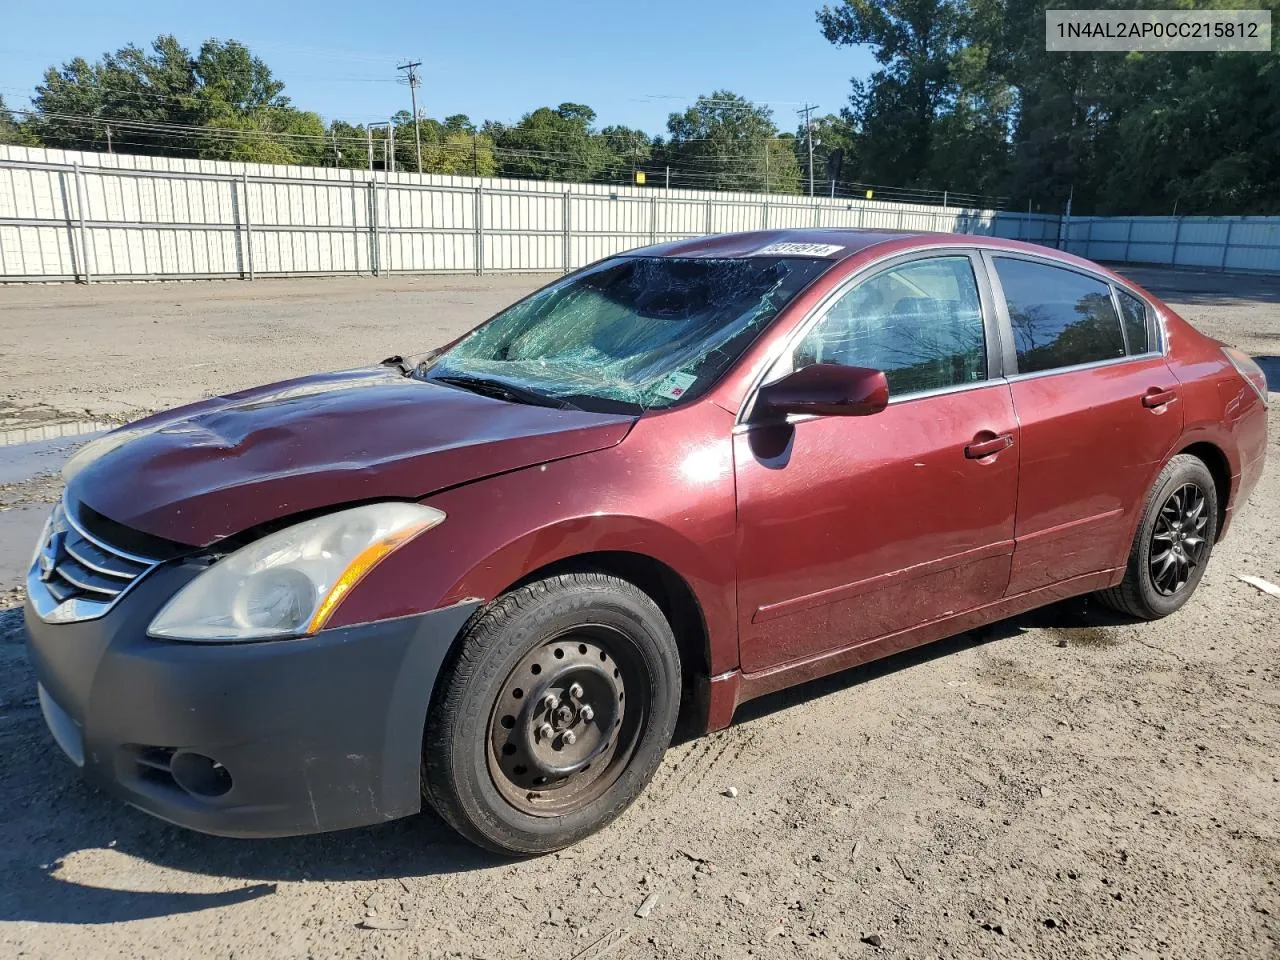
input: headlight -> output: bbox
[148,502,445,642]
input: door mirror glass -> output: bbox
[754,363,889,420]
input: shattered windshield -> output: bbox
[425,256,829,412]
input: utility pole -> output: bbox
[104,124,113,154]
[397,60,423,174]
[797,103,818,197]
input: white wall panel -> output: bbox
[5,144,1278,281]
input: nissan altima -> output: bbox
[24,229,1268,854]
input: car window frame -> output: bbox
[737,248,1006,426]
[979,249,1166,380]
[1112,284,1160,357]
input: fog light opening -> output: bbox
[169,751,233,798]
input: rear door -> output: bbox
[734,252,1020,673]
[984,253,1183,594]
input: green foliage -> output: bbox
[13,13,1280,212]
[795,113,858,193]
[0,94,39,146]
[663,91,802,193]
[817,0,1013,199]
[29,35,319,163]
[488,103,625,182]
[820,0,1280,213]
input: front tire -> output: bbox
[422,573,681,855]
[1098,454,1219,620]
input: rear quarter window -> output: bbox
[1116,288,1152,354]
[993,258,1126,374]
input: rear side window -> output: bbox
[792,256,987,397]
[993,258,1126,374]
[1116,289,1152,354]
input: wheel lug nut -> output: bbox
[542,694,559,711]
[562,730,577,746]
[580,705,595,722]
[537,723,554,741]
[569,682,584,699]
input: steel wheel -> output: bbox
[1148,482,1209,596]
[486,625,645,817]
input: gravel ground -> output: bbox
[0,266,1277,960]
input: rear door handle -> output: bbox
[964,433,1015,459]
[1143,387,1177,408]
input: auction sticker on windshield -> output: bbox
[653,370,698,400]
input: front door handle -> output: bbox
[964,432,1015,459]
[1142,387,1177,408]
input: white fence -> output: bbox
[1064,215,1280,274]
[0,145,1062,282]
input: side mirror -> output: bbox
[753,363,889,420]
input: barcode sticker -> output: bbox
[754,242,845,257]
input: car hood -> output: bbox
[66,366,635,546]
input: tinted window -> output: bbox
[1117,289,1151,354]
[792,257,987,397]
[994,258,1125,374]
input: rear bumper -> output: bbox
[24,563,478,838]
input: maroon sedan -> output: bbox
[25,230,1268,854]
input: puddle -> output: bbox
[0,503,50,591]
[0,431,103,485]
[1050,625,1122,649]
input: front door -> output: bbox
[735,253,1020,674]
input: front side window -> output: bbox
[427,255,829,412]
[791,256,987,397]
[993,258,1126,374]
[1116,288,1152,355]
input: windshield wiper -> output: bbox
[430,373,580,410]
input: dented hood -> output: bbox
[66,367,635,546]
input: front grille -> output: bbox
[29,500,164,622]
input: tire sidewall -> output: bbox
[442,580,680,854]
[1133,457,1218,617]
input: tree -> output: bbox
[795,112,858,194]
[818,0,967,189]
[0,94,38,146]
[820,0,1280,214]
[491,103,625,182]
[664,91,802,193]
[29,35,322,163]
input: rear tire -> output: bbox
[1097,454,1218,620]
[422,573,680,855]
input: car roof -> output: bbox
[633,229,1111,277]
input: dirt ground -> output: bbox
[0,266,1277,960]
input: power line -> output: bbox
[797,103,819,198]
[7,107,1011,208]
[396,60,423,174]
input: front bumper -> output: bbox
[24,562,478,838]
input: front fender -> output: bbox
[324,407,741,676]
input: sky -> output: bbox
[0,0,875,135]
